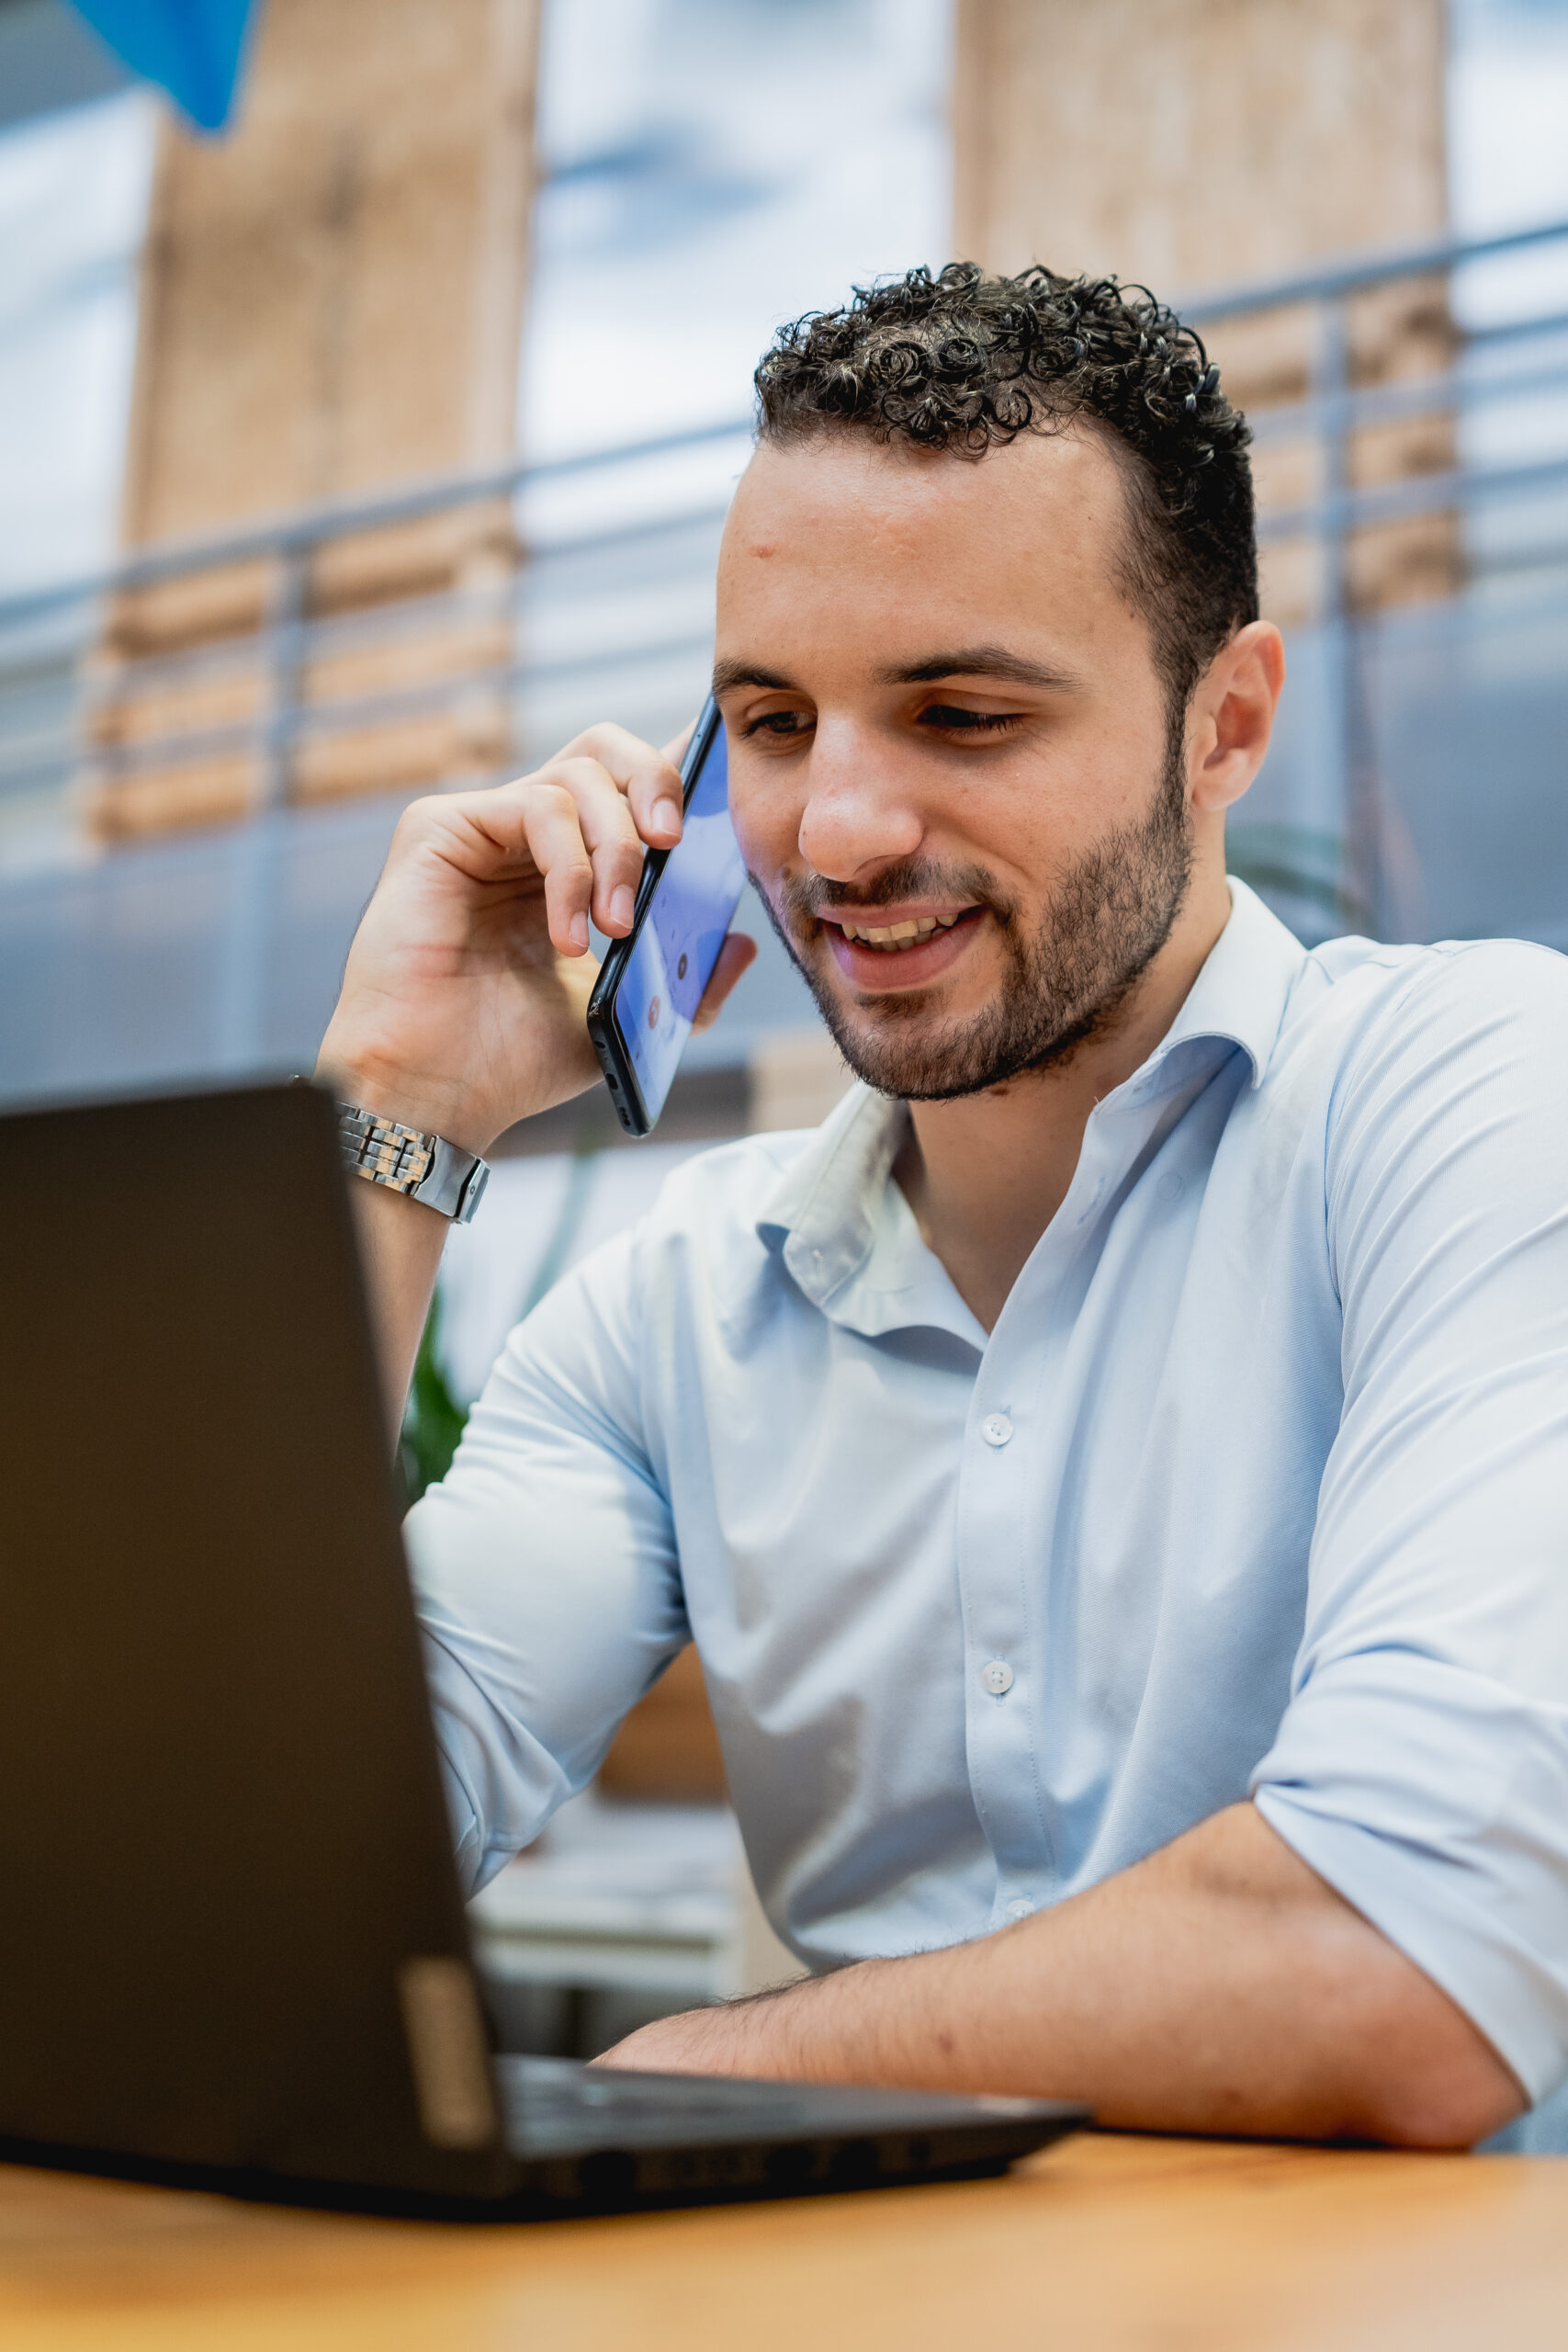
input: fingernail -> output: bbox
[611,884,636,930]
[652,797,682,834]
[570,912,589,951]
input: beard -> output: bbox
[757,727,1194,1102]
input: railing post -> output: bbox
[1313,291,1369,930]
[212,541,310,1074]
[260,537,310,814]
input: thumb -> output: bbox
[691,932,758,1031]
[660,718,698,768]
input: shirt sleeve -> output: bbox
[1251,941,1568,2105]
[403,1227,688,1895]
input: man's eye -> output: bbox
[919,705,1021,733]
[746,710,812,738]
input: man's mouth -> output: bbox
[813,902,988,989]
[833,910,972,953]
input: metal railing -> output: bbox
[1180,215,1568,933]
[0,418,765,1088]
[3,214,1568,1102]
[0,421,749,807]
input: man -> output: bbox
[319,265,1568,2147]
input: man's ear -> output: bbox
[1190,621,1285,816]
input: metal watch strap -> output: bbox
[336,1102,490,1225]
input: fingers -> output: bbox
[565,721,687,853]
[387,722,696,964]
[691,932,758,1032]
[547,758,648,942]
[509,780,598,954]
[513,725,691,956]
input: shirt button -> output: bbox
[981,1412,1013,1447]
[981,1658,1014,1695]
[1007,1898,1033,1922]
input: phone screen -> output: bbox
[610,718,748,1126]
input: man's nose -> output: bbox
[795,720,924,882]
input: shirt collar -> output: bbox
[1126,876,1306,1102]
[755,1078,909,1315]
[754,876,1307,1313]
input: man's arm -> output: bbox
[603,945,1568,2143]
[601,1800,1523,2147]
[313,722,752,1435]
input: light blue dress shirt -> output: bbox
[407,881,1568,2140]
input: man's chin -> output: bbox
[810,991,1013,1104]
[775,922,1040,1102]
[804,956,1112,1101]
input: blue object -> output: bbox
[64,0,260,132]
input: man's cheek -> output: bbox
[728,793,791,890]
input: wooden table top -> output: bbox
[2,2131,1564,2352]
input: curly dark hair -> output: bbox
[754,262,1257,715]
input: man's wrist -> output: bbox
[334,1103,491,1226]
[314,1047,496,1160]
[598,1966,860,2082]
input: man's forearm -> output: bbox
[601,1803,1523,2147]
[344,1177,449,1442]
[316,1048,470,1444]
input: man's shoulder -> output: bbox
[498,1125,829,1403]
[637,1125,821,1253]
[1272,930,1568,1083]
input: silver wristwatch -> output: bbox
[336,1102,490,1225]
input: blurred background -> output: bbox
[2,0,1566,2050]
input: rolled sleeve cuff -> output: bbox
[1251,1653,1568,2107]
[418,1625,572,1897]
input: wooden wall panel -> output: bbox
[88,0,539,838]
[952,0,1453,621]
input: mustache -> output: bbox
[775,858,1015,926]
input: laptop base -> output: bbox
[0,2056,1084,2220]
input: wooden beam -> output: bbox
[88,0,540,840]
[952,0,1455,622]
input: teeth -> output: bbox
[840,912,965,950]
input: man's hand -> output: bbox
[315,722,755,1426]
[596,1803,1524,2148]
[319,722,750,1153]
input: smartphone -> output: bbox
[585,697,748,1136]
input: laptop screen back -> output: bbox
[0,1083,508,2200]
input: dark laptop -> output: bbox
[0,1081,1085,2214]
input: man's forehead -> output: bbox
[730,419,1122,522]
[720,426,1133,607]
[716,424,1135,671]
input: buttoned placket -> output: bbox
[954,1073,1187,1931]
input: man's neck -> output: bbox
[893,871,1233,1331]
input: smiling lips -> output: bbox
[818,903,987,989]
[841,917,973,955]
[836,910,968,952]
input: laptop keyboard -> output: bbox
[500,2055,840,2147]
[496,2053,1051,2155]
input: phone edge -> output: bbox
[583,698,726,1138]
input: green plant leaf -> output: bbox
[398,1290,468,1510]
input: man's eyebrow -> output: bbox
[711,659,797,696]
[883,647,1083,691]
[710,649,1082,697]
